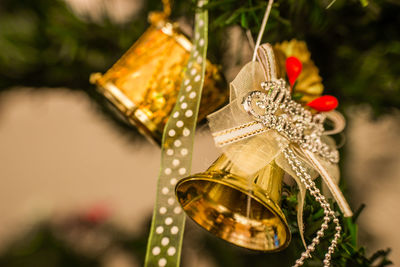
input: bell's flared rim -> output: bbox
[175,171,292,252]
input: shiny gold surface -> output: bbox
[175,155,291,251]
[90,21,226,144]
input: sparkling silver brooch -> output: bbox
[242,78,339,163]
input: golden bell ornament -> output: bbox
[90,17,226,144]
[175,154,291,251]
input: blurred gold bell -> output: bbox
[175,154,291,251]
[90,18,226,144]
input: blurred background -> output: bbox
[0,0,399,266]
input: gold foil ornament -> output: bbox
[90,19,226,144]
[175,154,291,251]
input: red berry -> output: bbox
[307,95,339,112]
[286,56,303,87]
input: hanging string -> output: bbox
[246,29,255,50]
[251,0,274,62]
[245,0,274,219]
[326,0,337,9]
[162,0,172,17]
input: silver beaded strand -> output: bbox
[283,147,341,267]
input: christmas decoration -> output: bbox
[176,43,352,266]
[0,0,397,266]
[90,0,226,144]
[286,56,302,87]
[176,154,291,252]
[144,1,210,266]
[307,95,339,112]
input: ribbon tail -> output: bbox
[296,181,308,249]
[144,1,209,265]
[276,154,307,249]
[303,150,353,217]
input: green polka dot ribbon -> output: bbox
[144,1,208,266]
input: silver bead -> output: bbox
[296,259,304,265]
[301,252,309,258]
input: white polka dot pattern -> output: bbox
[171,226,179,235]
[185,110,193,117]
[144,1,209,266]
[167,197,175,205]
[180,149,188,156]
[153,246,161,255]
[167,247,176,256]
